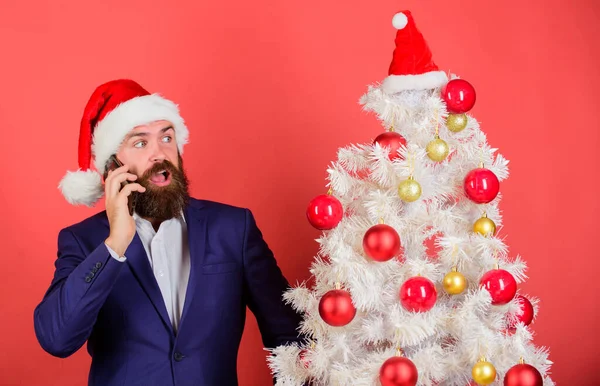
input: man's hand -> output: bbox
[104,164,146,256]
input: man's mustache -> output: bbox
[140,160,179,179]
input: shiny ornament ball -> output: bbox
[398,178,422,202]
[379,356,418,386]
[473,215,496,236]
[374,131,407,161]
[472,359,497,385]
[443,268,467,295]
[446,113,468,132]
[400,276,437,312]
[306,194,343,230]
[363,224,402,262]
[464,168,500,204]
[480,269,517,305]
[442,79,476,114]
[504,363,543,386]
[508,295,534,329]
[318,289,356,327]
[426,137,449,162]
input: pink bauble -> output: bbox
[507,295,534,330]
[441,79,476,113]
[480,269,517,305]
[374,132,407,161]
[464,167,500,204]
[400,277,437,312]
[306,194,343,230]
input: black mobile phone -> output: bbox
[105,154,137,216]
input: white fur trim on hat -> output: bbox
[58,168,104,207]
[92,93,189,175]
[381,71,448,94]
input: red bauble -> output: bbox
[374,132,407,161]
[441,79,476,114]
[400,277,437,312]
[363,224,402,262]
[508,295,534,329]
[504,364,543,386]
[379,356,418,386]
[306,194,343,230]
[464,168,500,204]
[318,289,356,326]
[480,269,517,305]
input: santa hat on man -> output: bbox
[58,79,189,207]
[381,10,448,93]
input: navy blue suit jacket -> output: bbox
[34,198,304,385]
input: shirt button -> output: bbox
[173,352,184,362]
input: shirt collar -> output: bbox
[132,210,187,227]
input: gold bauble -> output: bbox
[473,214,496,236]
[443,267,467,295]
[472,358,497,385]
[426,136,449,162]
[398,177,422,202]
[446,113,468,132]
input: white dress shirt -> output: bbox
[105,211,191,333]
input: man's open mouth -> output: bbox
[149,170,172,186]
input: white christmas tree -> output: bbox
[267,10,554,386]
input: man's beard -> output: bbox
[134,154,190,222]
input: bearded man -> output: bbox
[33,79,305,386]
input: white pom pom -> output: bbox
[58,169,104,207]
[392,12,408,29]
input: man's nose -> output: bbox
[151,153,166,162]
[149,143,167,162]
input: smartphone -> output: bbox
[104,154,137,216]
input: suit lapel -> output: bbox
[125,232,174,336]
[99,199,207,336]
[179,201,207,328]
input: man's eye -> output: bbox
[162,136,172,143]
[134,141,146,148]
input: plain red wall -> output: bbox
[1,0,598,384]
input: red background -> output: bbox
[1,0,598,384]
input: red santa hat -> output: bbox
[58,79,189,206]
[381,10,448,93]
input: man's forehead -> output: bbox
[132,120,173,131]
[127,120,174,136]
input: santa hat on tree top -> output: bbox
[381,10,448,94]
[58,79,189,207]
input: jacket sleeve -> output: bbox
[33,228,127,358]
[241,209,307,350]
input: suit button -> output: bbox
[85,276,92,283]
[173,352,184,361]
[92,267,98,273]
[88,271,95,278]
[95,262,102,269]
